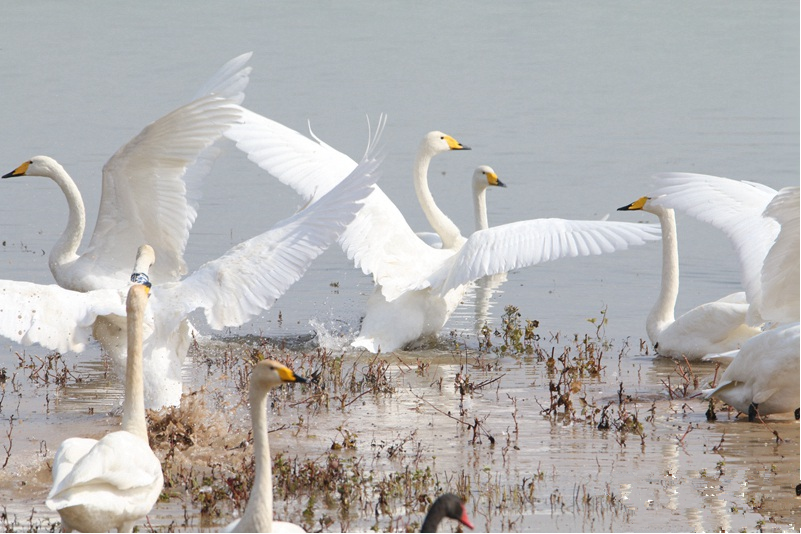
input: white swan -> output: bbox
[417,165,506,248]
[703,322,800,420]
[225,111,662,352]
[420,493,474,533]
[223,359,306,533]
[0,137,383,409]
[2,52,251,292]
[46,284,163,533]
[618,196,761,360]
[647,173,797,325]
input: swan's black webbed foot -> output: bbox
[747,403,759,422]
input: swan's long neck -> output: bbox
[473,183,489,232]
[413,148,462,249]
[121,291,147,441]
[46,164,86,284]
[647,207,679,343]
[237,385,274,533]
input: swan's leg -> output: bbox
[747,403,759,422]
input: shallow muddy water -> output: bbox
[1,323,798,532]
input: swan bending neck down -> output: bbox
[46,284,163,533]
[618,197,760,360]
[225,360,307,533]
[413,131,470,250]
[704,322,800,420]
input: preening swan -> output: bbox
[647,173,796,325]
[225,110,662,352]
[420,493,474,533]
[2,52,251,292]
[0,133,383,409]
[223,359,307,533]
[618,196,761,360]
[46,284,163,533]
[703,322,800,420]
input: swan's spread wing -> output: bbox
[425,219,661,296]
[226,107,360,200]
[340,187,456,300]
[226,110,439,295]
[158,149,382,330]
[649,172,780,318]
[83,95,242,286]
[190,52,252,104]
[758,186,800,323]
[0,281,124,353]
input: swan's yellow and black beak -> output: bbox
[618,196,649,211]
[276,364,308,384]
[2,161,30,178]
[487,171,506,188]
[444,135,470,151]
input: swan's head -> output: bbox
[423,493,475,532]
[618,196,670,217]
[2,156,62,179]
[422,131,470,155]
[251,359,307,391]
[472,165,506,192]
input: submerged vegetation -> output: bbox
[0,307,798,532]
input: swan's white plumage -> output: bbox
[703,322,800,418]
[1,54,383,409]
[226,112,662,352]
[47,284,163,533]
[618,196,761,360]
[0,281,124,354]
[154,142,384,333]
[0,139,381,410]
[223,359,306,533]
[648,172,783,325]
[756,186,799,323]
[3,53,252,292]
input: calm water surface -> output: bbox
[0,2,798,532]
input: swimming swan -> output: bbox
[0,136,383,409]
[46,284,163,533]
[225,111,662,352]
[2,52,252,292]
[647,173,797,325]
[223,359,307,533]
[703,322,800,420]
[618,196,761,360]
